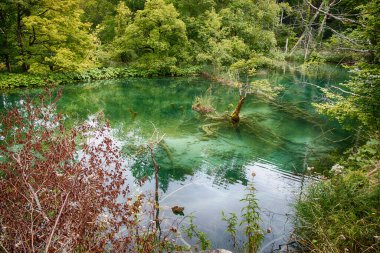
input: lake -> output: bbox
[0,65,350,252]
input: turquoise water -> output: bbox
[0,66,350,251]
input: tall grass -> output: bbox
[295,170,380,253]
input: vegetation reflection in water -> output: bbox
[0,66,350,251]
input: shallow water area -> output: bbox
[0,66,350,252]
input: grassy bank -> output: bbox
[295,138,380,253]
[0,66,201,89]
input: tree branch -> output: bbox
[45,193,70,253]
[305,0,365,27]
[330,85,359,96]
[336,47,373,53]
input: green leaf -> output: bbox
[8,144,24,153]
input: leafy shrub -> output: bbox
[222,184,264,253]
[342,138,380,171]
[300,52,327,74]
[0,91,182,252]
[0,66,201,89]
[0,73,48,89]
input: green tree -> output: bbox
[195,9,239,72]
[189,0,280,73]
[314,0,380,133]
[0,0,97,73]
[114,1,132,38]
[219,0,280,52]
[0,1,17,72]
[125,0,146,12]
[114,0,189,74]
[24,0,98,73]
[168,0,215,17]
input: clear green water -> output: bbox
[0,66,350,252]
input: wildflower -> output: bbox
[338,234,346,240]
[330,164,344,175]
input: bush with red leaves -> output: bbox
[0,91,179,252]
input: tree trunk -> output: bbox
[290,1,325,56]
[231,96,245,125]
[4,54,11,72]
[1,38,12,72]
[316,1,335,47]
[17,4,28,72]
[285,37,289,54]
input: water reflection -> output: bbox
[150,157,315,252]
[0,65,350,251]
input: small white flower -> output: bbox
[331,164,344,175]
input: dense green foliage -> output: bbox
[113,0,189,73]
[0,0,97,73]
[0,66,200,88]
[296,170,380,253]
[0,0,285,80]
[1,0,379,79]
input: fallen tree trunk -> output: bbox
[231,96,246,125]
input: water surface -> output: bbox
[0,66,350,252]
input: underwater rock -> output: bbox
[171,205,185,216]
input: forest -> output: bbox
[0,0,379,252]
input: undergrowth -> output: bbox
[295,169,380,253]
[0,66,201,89]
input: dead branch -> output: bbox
[305,0,365,27]
[336,47,374,53]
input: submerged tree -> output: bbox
[231,78,283,125]
[192,71,283,144]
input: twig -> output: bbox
[14,153,50,222]
[0,243,10,253]
[26,182,50,222]
[45,193,70,253]
[330,85,359,96]
[31,205,35,252]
